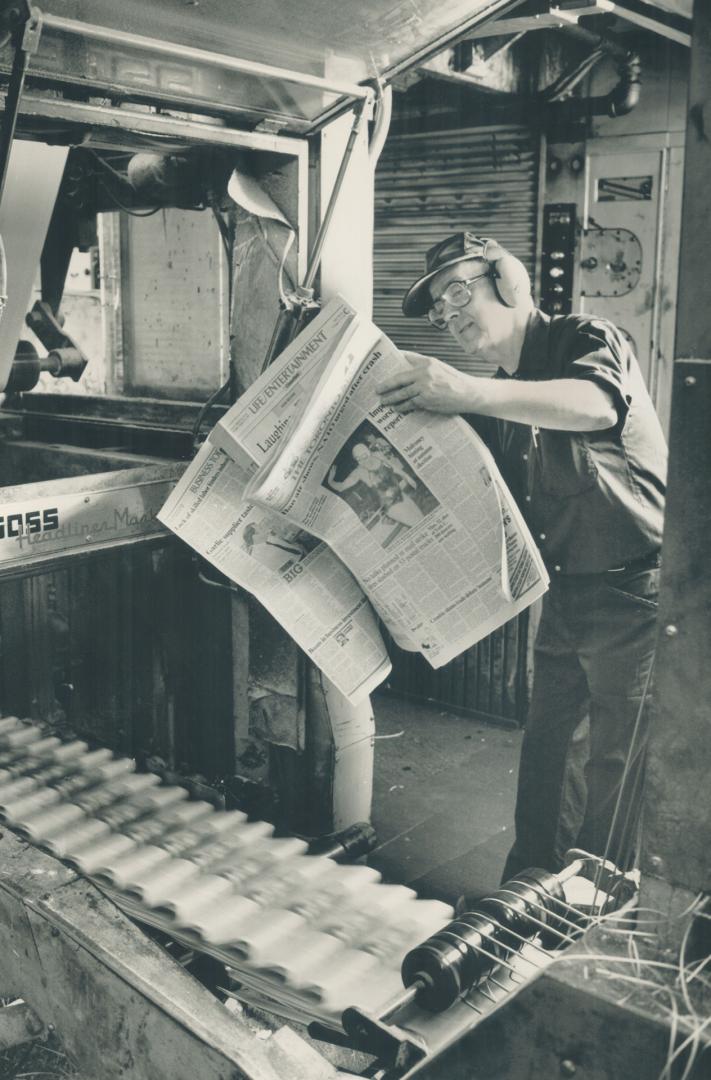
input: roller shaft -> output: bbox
[399,868,568,1012]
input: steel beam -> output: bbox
[640,0,711,899]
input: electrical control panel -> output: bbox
[540,203,576,316]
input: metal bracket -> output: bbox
[255,118,286,134]
[25,299,89,381]
[340,1005,428,1073]
[21,3,42,55]
[564,848,638,908]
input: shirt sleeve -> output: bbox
[563,320,632,433]
[462,411,502,457]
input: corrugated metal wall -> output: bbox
[374,124,540,374]
[382,612,531,727]
[0,541,239,778]
[374,122,541,724]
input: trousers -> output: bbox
[502,555,660,881]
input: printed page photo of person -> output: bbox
[242,516,321,574]
[323,419,439,549]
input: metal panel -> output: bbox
[0,540,241,780]
[373,124,541,375]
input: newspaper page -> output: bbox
[244,306,549,669]
[158,301,393,703]
[210,297,359,466]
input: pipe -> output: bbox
[548,49,641,121]
[261,93,372,372]
[0,234,6,325]
[303,93,370,293]
[418,20,639,123]
[607,51,641,117]
[368,82,393,168]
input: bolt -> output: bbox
[51,926,60,937]
[649,855,663,870]
[664,624,678,637]
[560,1061,577,1077]
[684,375,697,387]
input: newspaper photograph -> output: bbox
[158,441,391,705]
[244,302,549,667]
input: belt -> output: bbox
[605,549,661,575]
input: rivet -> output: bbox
[684,375,697,387]
[650,855,663,870]
[560,1060,577,1077]
[664,624,678,637]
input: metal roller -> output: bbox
[341,862,582,1043]
[399,869,567,1012]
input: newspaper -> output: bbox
[239,299,549,669]
[160,295,548,698]
[158,304,392,705]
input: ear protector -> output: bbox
[476,236,531,308]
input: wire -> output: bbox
[197,567,240,594]
[98,177,163,217]
[277,229,296,307]
[211,205,231,261]
[544,48,605,103]
[592,654,655,908]
[191,379,231,451]
[87,148,131,186]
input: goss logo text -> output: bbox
[0,508,60,539]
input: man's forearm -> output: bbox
[376,352,618,431]
[460,376,617,431]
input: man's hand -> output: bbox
[376,351,478,414]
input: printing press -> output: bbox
[0,2,709,1078]
[0,712,648,1078]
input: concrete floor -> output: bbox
[368,692,522,906]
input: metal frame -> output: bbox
[40,12,372,104]
[0,827,348,1080]
[2,88,310,156]
[606,2,691,47]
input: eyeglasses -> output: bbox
[427,273,490,330]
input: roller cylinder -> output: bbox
[402,909,504,1011]
[400,868,568,1012]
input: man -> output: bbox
[376,232,667,879]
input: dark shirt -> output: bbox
[466,309,667,575]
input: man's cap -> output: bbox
[402,232,493,317]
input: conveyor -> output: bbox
[0,713,634,1078]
